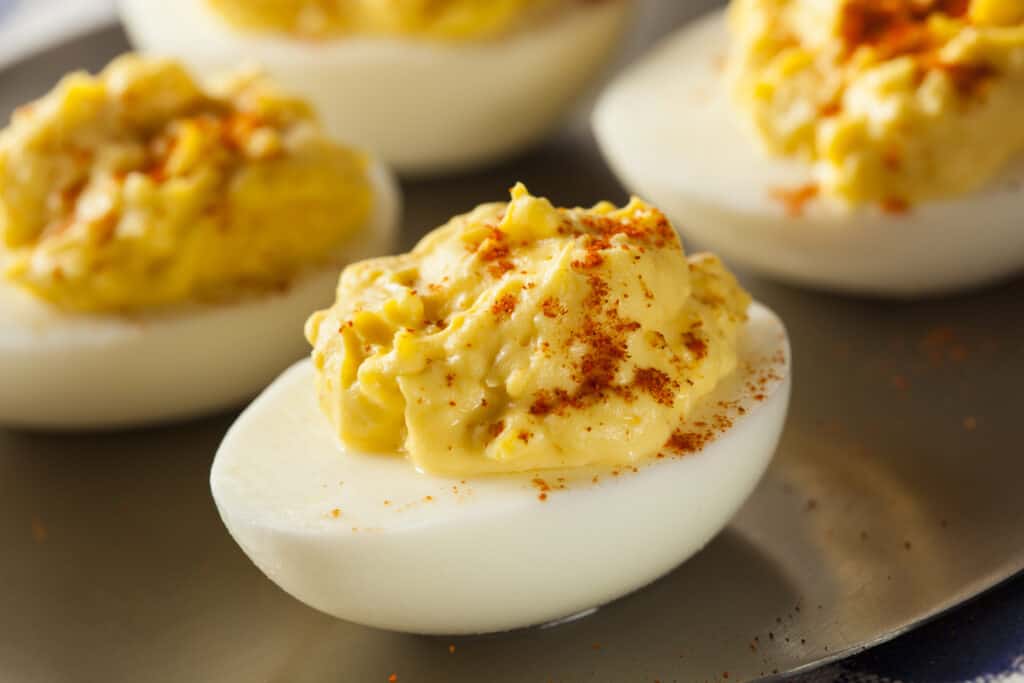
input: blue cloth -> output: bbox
[795,572,1024,682]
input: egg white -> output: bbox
[118,0,632,175]
[0,161,400,430]
[210,301,790,635]
[593,10,1024,297]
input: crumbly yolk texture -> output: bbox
[305,184,751,477]
[206,0,570,41]
[0,54,371,313]
[727,0,1024,205]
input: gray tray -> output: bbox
[2,3,1022,681]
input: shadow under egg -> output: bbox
[266,528,800,683]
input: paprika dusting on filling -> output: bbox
[0,54,373,312]
[838,0,995,96]
[727,0,1024,205]
[839,0,969,59]
[305,184,751,476]
[769,183,819,217]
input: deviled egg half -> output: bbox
[594,0,1024,296]
[0,55,399,429]
[212,184,790,634]
[119,0,633,174]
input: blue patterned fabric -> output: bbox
[793,573,1024,682]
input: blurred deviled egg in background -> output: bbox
[212,185,791,634]
[118,0,633,175]
[594,0,1024,296]
[0,54,399,429]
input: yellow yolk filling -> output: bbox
[727,0,1024,205]
[306,184,751,477]
[206,0,575,41]
[0,54,372,313]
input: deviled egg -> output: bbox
[118,0,633,174]
[212,185,790,634]
[594,0,1024,296]
[0,55,399,429]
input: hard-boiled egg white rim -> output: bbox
[210,300,790,635]
[118,0,633,174]
[0,160,400,430]
[592,9,1024,297]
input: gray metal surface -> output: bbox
[2,3,1023,682]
